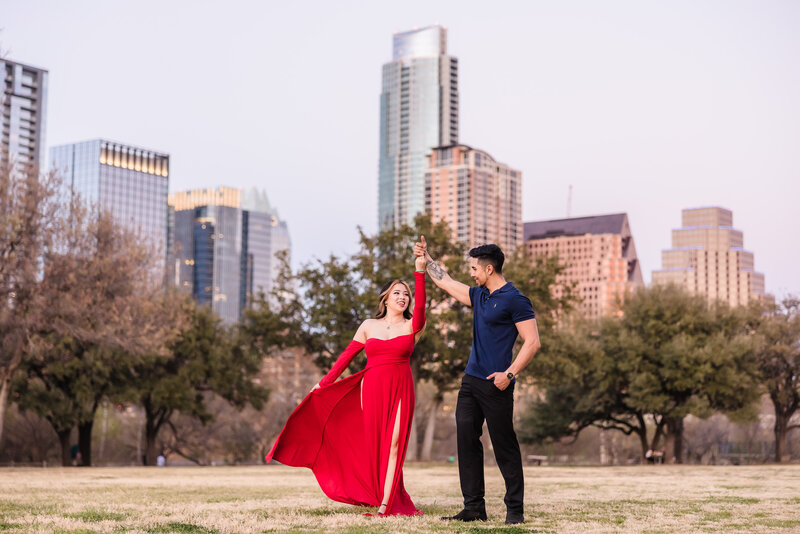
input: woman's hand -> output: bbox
[310,382,321,393]
[415,254,427,272]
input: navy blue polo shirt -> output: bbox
[465,282,535,380]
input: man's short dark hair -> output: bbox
[468,244,504,274]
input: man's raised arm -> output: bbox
[413,236,471,306]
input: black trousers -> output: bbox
[456,373,524,514]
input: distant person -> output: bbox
[414,237,540,525]
[70,444,82,467]
[266,249,428,516]
[157,454,166,467]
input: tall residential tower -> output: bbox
[379,25,458,230]
[1,59,48,171]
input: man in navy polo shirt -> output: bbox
[414,237,541,525]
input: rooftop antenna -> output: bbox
[567,184,573,218]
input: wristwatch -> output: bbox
[506,371,515,380]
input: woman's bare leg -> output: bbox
[379,400,402,514]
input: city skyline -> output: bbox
[3,0,798,298]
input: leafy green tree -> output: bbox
[750,297,800,462]
[12,336,84,465]
[14,208,171,466]
[521,284,760,462]
[123,301,269,466]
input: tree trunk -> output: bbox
[144,411,161,466]
[673,417,684,464]
[405,358,422,462]
[406,411,419,461]
[145,428,159,466]
[0,373,9,450]
[421,395,442,461]
[775,413,788,463]
[599,430,610,465]
[57,428,72,467]
[143,401,171,466]
[664,417,685,464]
[636,428,649,462]
[651,418,666,452]
[635,414,649,462]
[78,420,93,466]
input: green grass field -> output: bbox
[1,464,799,533]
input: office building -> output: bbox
[379,25,459,230]
[49,139,169,270]
[524,214,644,318]
[652,206,766,306]
[425,144,522,252]
[1,59,48,171]
[169,186,290,323]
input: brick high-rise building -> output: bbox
[425,144,522,253]
[524,214,643,318]
[652,206,766,306]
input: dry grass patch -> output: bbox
[0,464,798,533]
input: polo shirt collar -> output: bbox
[488,281,513,295]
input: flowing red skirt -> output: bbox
[266,334,421,516]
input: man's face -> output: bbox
[469,257,491,287]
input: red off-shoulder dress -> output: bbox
[265,272,426,516]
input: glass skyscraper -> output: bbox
[169,187,290,323]
[49,139,170,270]
[378,25,459,230]
[1,59,48,171]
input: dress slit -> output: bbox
[381,400,402,508]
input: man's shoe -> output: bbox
[505,512,525,524]
[440,509,487,522]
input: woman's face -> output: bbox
[385,282,410,315]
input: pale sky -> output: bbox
[4,0,798,297]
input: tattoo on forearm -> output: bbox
[427,260,446,281]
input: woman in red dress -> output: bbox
[266,254,427,516]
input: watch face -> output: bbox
[506,372,514,380]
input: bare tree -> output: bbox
[0,162,61,450]
[15,201,177,465]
